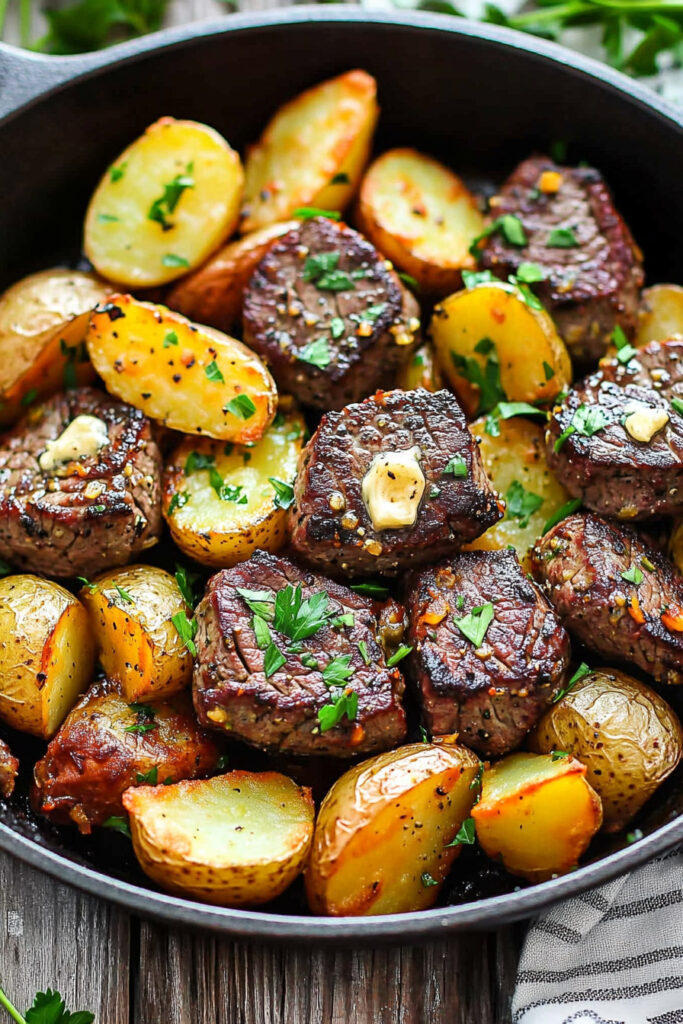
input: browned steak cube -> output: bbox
[242,216,420,409]
[546,339,683,520]
[530,512,683,686]
[288,388,502,577]
[406,550,570,757]
[480,155,643,365]
[0,387,161,577]
[193,549,407,757]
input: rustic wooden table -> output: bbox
[0,0,525,1019]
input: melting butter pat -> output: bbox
[361,446,425,530]
[623,405,669,444]
[39,414,109,472]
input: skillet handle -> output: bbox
[0,42,111,122]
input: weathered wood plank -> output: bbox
[0,850,131,1023]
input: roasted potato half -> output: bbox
[0,737,18,799]
[79,565,193,703]
[464,415,570,560]
[671,519,683,574]
[32,681,220,833]
[86,294,277,442]
[636,284,683,346]
[163,402,306,567]
[167,220,299,333]
[0,575,95,738]
[472,752,602,882]
[84,117,244,287]
[430,282,571,417]
[530,669,683,832]
[0,269,108,425]
[305,742,480,916]
[241,70,378,232]
[394,342,444,393]
[355,148,484,296]
[123,771,314,906]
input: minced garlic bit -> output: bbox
[38,415,109,472]
[539,170,563,193]
[361,446,425,531]
[623,404,669,443]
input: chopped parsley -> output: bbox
[397,271,420,291]
[103,816,130,837]
[612,325,638,364]
[263,643,286,678]
[235,588,276,621]
[218,483,248,505]
[642,556,656,572]
[269,477,295,510]
[505,480,544,528]
[125,702,157,735]
[331,612,355,629]
[77,576,98,592]
[114,584,133,604]
[204,360,224,383]
[315,269,355,292]
[163,330,179,348]
[551,750,570,761]
[224,395,256,420]
[168,490,189,515]
[330,172,350,185]
[330,317,345,339]
[546,227,579,248]
[469,214,527,256]
[543,361,555,381]
[485,400,546,436]
[136,766,159,784]
[293,207,341,221]
[298,337,331,369]
[321,654,354,687]
[420,872,438,888]
[301,653,319,669]
[357,640,370,665]
[185,450,215,474]
[303,251,340,281]
[671,397,683,417]
[454,603,494,648]
[626,828,644,844]
[386,644,412,667]
[621,565,644,585]
[161,253,189,268]
[252,614,272,650]
[443,456,468,478]
[462,269,496,289]
[351,582,390,599]
[542,497,582,534]
[148,166,194,229]
[451,344,505,416]
[21,388,38,406]
[174,563,200,607]
[516,262,546,283]
[171,611,198,656]
[97,212,119,223]
[445,816,476,847]
[109,162,127,182]
[554,404,608,452]
[318,690,358,732]
[350,303,386,324]
[552,662,591,703]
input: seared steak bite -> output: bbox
[0,736,18,799]
[546,339,683,520]
[193,549,407,757]
[480,155,643,365]
[531,512,683,686]
[406,550,570,757]
[288,388,503,577]
[0,387,161,577]
[242,216,421,409]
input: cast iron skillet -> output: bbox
[0,7,681,942]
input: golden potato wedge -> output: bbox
[123,771,314,906]
[430,282,571,417]
[0,269,109,424]
[394,341,444,393]
[84,117,244,287]
[671,519,683,574]
[530,669,683,833]
[241,70,378,232]
[163,402,305,567]
[636,284,683,346]
[472,752,602,882]
[32,680,220,833]
[79,565,193,703]
[305,742,480,916]
[86,294,276,442]
[167,220,298,333]
[355,148,484,296]
[464,415,570,559]
[0,575,95,738]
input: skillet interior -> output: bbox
[0,8,681,941]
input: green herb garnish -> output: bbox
[453,603,494,648]
[224,395,256,420]
[505,480,544,528]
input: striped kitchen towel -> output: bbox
[512,849,683,1024]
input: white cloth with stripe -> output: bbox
[512,850,683,1024]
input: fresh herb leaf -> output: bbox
[552,662,591,703]
[397,272,420,291]
[97,212,119,223]
[125,702,156,736]
[171,611,197,656]
[505,480,544,528]
[350,303,386,324]
[621,564,644,585]
[218,483,248,504]
[293,207,341,221]
[551,750,570,761]
[273,584,333,641]
[485,400,547,435]
[420,872,438,887]
[303,251,340,281]
[315,270,355,292]
[168,490,189,515]
[252,615,272,651]
[148,168,194,229]
[443,456,468,478]
[269,477,295,510]
[357,640,370,665]
[300,653,319,670]
[298,337,331,369]
[454,603,494,648]
[451,345,505,416]
[516,261,546,283]
[331,612,355,629]
[204,360,224,383]
[35,0,170,55]
[329,317,345,339]
[462,269,496,289]
[387,644,412,667]
[109,163,127,182]
[114,584,133,604]
[612,324,638,364]
[469,214,527,256]
[163,330,179,348]
[174,564,200,607]
[445,816,476,847]
[317,690,358,732]
[21,388,38,407]
[350,582,390,599]
[224,395,256,420]
[542,497,582,534]
[235,587,275,622]
[546,227,578,248]
[77,576,98,592]
[135,766,158,785]
[330,172,350,185]
[554,403,608,452]
[161,253,189,268]
[671,397,683,417]
[543,361,555,381]
[321,654,354,687]
[103,817,130,838]
[185,450,215,474]
[263,643,286,678]
[642,556,656,572]
[626,828,644,844]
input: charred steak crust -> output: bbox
[480,155,643,365]
[406,550,570,757]
[288,388,502,577]
[0,387,162,577]
[242,216,421,409]
[192,549,407,757]
[546,339,683,520]
[0,736,18,799]
[530,512,683,686]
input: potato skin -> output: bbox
[32,680,220,834]
[636,284,683,346]
[241,70,378,232]
[123,771,314,906]
[167,221,298,334]
[79,565,193,703]
[0,575,95,738]
[305,742,480,916]
[530,669,683,832]
[472,752,603,881]
[162,402,306,567]
[430,282,571,417]
[0,269,108,425]
[355,147,484,296]
[84,117,244,287]
[86,294,277,443]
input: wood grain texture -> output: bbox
[0,1,521,1020]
